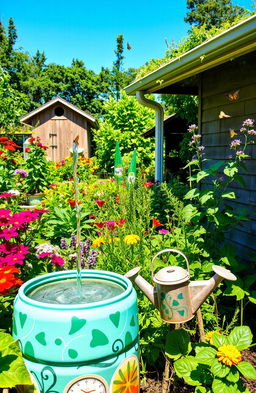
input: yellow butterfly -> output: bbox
[219,111,231,119]
[229,129,237,138]
[226,89,240,101]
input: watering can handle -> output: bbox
[151,248,190,279]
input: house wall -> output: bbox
[29,104,90,162]
[201,51,256,259]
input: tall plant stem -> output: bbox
[196,308,205,342]
[162,324,179,393]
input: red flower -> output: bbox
[143,181,154,188]
[118,219,126,227]
[0,266,23,294]
[95,199,106,207]
[36,142,42,147]
[0,137,9,142]
[67,200,81,207]
[41,145,48,150]
[28,137,35,143]
[25,147,31,153]
[152,218,162,227]
[94,222,105,229]
[89,214,95,219]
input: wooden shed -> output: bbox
[20,97,97,162]
[125,15,256,260]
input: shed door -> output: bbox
[50,118,68,162]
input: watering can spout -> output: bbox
[125,267,158,307]
[190,265,237,314]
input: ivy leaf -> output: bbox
[210,359,230,378]
[222,192,236,199]
[211,332,228,348]
[236,361,256,379]
[165,329,192,360]
[228,326,252,350]
[195,347,217,365]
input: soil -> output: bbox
[140,349,256,393]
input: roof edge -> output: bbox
[20,97,97,124]
[125,14,256,95]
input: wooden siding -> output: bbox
[30,104,90,162]
[201,51,256,260]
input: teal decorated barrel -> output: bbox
[13,270,139,393]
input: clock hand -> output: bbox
[80,390,96,393]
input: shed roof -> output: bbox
[20,97,97,125]
[125,15,256,96]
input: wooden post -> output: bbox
[162,324,180,393]
[196,308,205,342]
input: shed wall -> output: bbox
[201,51,256,259]
[29,104,90,162]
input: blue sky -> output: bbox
[1,0,255,73]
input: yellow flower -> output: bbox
[92,237,105,248]
[205,330,218,344]
[124,234,140,245]
[108,237,120,243]
[217,344,242,367]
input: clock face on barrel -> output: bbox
[64,375,108,393]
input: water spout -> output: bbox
[72,136,82,295]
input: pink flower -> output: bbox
[0,228,19,240]
[95,199,106,207]
[105,220,116,230]
[159,229,170,234]
[0,192,17,198]
[50,184,57,187]
[51,255,65,266]
[37,252,52,259]
[4,253,26,266]
[9,213,28,228]
[0,209,11,219]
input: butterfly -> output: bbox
[229,129,237,138]
[73,135,79,146]
[226,89,240,101]
[219,111,231,119]
[127,42,132,50]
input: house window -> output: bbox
[54,107,65,116]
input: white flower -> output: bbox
[8,189,20,195]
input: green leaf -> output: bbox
[184,188,200,199]
[196,171,209,182]
[228,326,252,350]
[210,359,230,377]
[199,190,214,204]
[212,377,236,393]
[0,332,32,388]
[195,387,207,393]
[181,204,200,223]
[224,165,238,178]
[174,356,198,377]
[224,283,246,301]
[196,347,217,365]
[222,192,236,199]
[226,367,240,383]
[236,361,256,379]
[165,328,192,360]
[212,333,228,348]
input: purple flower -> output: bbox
[87,249,98,268]
[159,229,170,234]
[193,134,201,139]
[71,233,76,249]
[14,169,29,177]
[240,127,247,133]
[188,124,198,133]
[236,150,244,156]
[248,129,256,135]
[242,119,254,127]
[198,145,205,151]
[230,139,242,149]
[60,238,68,250]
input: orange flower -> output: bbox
[217,344,242,367]
[152,218,161,227]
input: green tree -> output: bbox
[93,92,155,173]
[185,0,249,29]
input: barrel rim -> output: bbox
[16,269,133,310]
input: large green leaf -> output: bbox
[212,333,228,348]
[184,188,200,200]
[174,357,202,386]
[228,326,252,350]
[212,378,237,393]
[165,329,192,360]
[195,347,217,365]
[236,361,256,379]
[226,367,240,383]
[181,204,200,223]
[210,359,230,377]
[0,332,32,388]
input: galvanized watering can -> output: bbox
[125,248,237,324]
